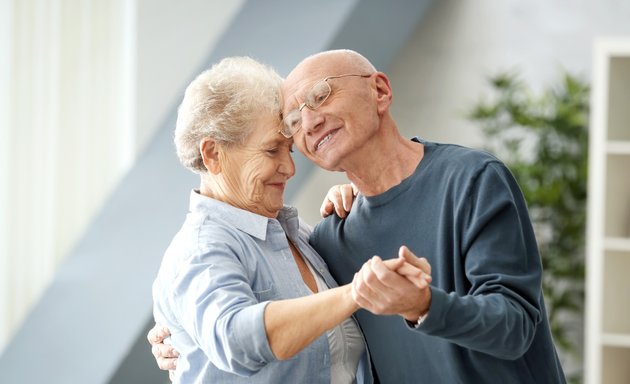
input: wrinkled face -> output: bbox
[221,112,295,218]
[282,59,378,171]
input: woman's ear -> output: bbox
[200,137,221,174]
[373,72,393,115]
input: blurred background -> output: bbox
[1,0,629,383]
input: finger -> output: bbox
[154,350,179,371]
[394,263,424,288]
[322,186,348,218]
[320,199,334,218]
[331,187,348,218]
[354,259,388,306]
[363,257,393,293]
[392,258,432,288]
[152,343,176,358]
[147,324,169,344]
[147,327,158,344]
[399,246,431,275]
[372,257,429,296]
[339,184,355,212]
[371,257,414,290]
[157,356,178,371]
[381,257,405,271]
[350,183,359,196]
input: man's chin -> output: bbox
[306,151,340,171]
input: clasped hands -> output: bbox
[324,183,432,322]
[351,245,432,323]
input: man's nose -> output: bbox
[300,107,325,134]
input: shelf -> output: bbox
[604,155,630,238]
[604,237,630,251]
[606,140,630,155]
[607,57,630,141]
[602,347,630,384]
[585,38,630,384]
[603,333,630,348]
[602,251,630,334]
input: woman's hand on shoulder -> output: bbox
[320,183,359,219]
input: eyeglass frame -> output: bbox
[279,73,373,138]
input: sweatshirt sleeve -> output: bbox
[419,161,542,360]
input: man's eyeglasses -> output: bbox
[279,73,372,138]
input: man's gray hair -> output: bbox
[174,56,283,174]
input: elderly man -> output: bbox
[152,50,566,383]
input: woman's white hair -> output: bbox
[174,56,283,173]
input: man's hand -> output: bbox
[147,323,179,378]
[320,183,359,218]
[352,246,432,322]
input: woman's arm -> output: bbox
[264,255,431,360]
[149,253,430,371]
[264,285,357,360]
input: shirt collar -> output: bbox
[188,190,299,241]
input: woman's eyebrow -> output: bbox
[265,134,290,146]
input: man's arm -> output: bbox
[352,162,543,359]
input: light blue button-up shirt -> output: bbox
[153,191,372,383]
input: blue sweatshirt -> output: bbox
[310,139,566,383]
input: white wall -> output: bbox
[294,0,630,225]
[390,0,630,146]
[0,0,245,355]
[136,0,245,155]
[0,0,138,354]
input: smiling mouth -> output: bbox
[315,131,335,151]
[268,183,285,190]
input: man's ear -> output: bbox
[373,72,393,115]
[200,137,221,174]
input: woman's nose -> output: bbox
[278,151,296,178]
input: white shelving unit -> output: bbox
[585,38,630,384]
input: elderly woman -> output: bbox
[152,56,380,383]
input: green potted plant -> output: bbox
[467,72,589,383]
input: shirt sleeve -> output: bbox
[172,239,276,376]
[419,161,542,360]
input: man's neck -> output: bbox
[344,132,424,197]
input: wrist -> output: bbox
[404,308,429,328]
[342,284,360,312]
[403,287,432,323]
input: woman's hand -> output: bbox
[320,183,359,218]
